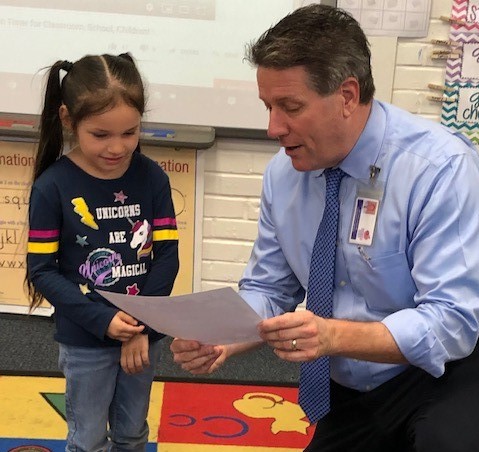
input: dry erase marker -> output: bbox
[141,128,176,138]
[0,119,36,129]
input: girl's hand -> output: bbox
[121,334,150,374]
[106,311,144,341]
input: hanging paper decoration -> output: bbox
[441,0,479,145]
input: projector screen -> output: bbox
[0,0,394,132]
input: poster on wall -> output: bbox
[337,0,431,37]
[0,140,197,315]
[0,141,33,312]
[142,145,197,296]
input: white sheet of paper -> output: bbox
[97,287,262,345]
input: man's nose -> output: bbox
[267,109,288,139]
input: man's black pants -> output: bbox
[305,344,479,452]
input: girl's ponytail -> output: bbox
[27,60,72,311]
[34,60,72,181]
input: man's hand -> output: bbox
[106,311,145,342]
[259,310,332,362]
[121,334,150,374]
[259,311,407,364]
[170,338,226,375]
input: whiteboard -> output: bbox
[0,1,396,131]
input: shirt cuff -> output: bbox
[382,308,446,378]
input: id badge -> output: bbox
[349,196,379,246]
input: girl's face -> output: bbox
[62,102,141,179]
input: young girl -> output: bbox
[26,53,179,451]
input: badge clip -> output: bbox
[369,165,381,184]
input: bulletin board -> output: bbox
[0,140,198,315]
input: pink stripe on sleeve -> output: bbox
[29,229,60,239]
[154,218,177,227]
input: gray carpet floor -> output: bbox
[0,313,299,385]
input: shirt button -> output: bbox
[339,280,346,287]
[366,385,372,391]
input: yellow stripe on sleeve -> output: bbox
[27,241,59,254]
[153,229,179,241]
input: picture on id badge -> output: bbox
[349,197,379,247]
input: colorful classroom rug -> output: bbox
[0,375,314,451]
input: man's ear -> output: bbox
[59,104,73,130]
[339,77,360,118]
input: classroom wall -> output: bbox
[198,0,453,293]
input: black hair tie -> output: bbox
[118,53,133,63]
[62,60,73,72]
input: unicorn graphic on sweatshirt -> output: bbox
[130,219,153,260]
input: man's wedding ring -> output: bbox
[291,339,297,351]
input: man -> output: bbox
[171,5,479,451]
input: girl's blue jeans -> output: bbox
[58,340,160,452]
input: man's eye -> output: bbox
[92,133,107,139]
[284,105,301,113]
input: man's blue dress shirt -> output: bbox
[239,100,479,391]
